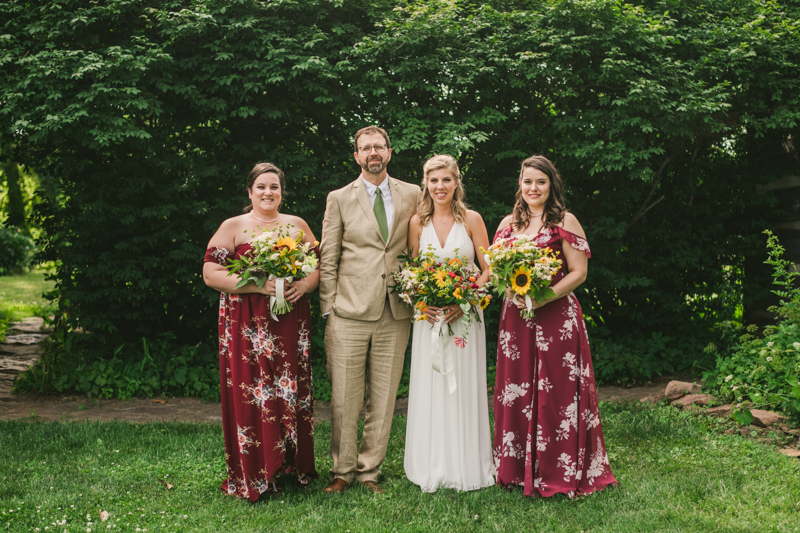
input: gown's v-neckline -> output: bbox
[432,221,457,250]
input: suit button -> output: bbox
[385,247,389,253]
[382,274,386,279]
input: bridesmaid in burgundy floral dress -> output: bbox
[493,155,617,498]
[203,162,319,501]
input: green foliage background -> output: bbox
[3,0,800,396]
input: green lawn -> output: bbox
[0,268,56,322]
[1,404,798,533]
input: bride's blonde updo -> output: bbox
[417,154,469,227]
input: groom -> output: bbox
[319,126,420,493]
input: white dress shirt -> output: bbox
[361,174,394,234]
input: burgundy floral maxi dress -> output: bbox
[492,226,618,498]
[204,244,318,501]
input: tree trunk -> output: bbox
[1,160,28,234]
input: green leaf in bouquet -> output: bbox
[533,286,557,302]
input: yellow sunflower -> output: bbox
[433,269,449,288]
[479,295,492,310]
[510,265,532,295]
[275,236,298,252]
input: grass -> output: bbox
[0,268,56,322]
[1,403,799,532]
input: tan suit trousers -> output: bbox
[325,299,411,483]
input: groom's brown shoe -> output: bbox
[323,478,348,494]
[361,480,383,494]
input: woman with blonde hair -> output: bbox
[403,154,495,492]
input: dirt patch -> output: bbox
[0,318,673,424]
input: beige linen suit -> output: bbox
[319,176,420,483]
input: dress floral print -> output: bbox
[492,226,618,498]
[205,244,318,501]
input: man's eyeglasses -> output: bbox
[358,144,388,155]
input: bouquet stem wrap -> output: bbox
[269,275,293,321]
[524,294,534,317]
[430,317,457,396]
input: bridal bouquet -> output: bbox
[391,245,491,348]
[225,227,318,318]
[481,234,562,319]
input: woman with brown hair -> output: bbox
[403,154,495,492]
[203,162,319,500]
[492,155,617,498]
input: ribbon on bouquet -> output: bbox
[268,275,293,321]
[430,317,457,396]
[524,295,534,314]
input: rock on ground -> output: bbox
[665,380,702,400]
[750,409,787,428]
[670,393,712,408]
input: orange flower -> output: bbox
[416,301,428,312]
[448,258,462,268]
[468,276,476,282]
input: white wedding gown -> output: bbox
[404,221,495,492]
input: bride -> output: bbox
[404,154,495,492]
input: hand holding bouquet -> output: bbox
[391,244,491,347]
[481,234,561,319]
[225,226,318,319]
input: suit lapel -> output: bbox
[387,177,403,245]
[353,178,383,241]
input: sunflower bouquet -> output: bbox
[225,225,318,317]
[391,245,491,347]
[480,234,562,319]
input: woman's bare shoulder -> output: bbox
[496,214,513,233]
[560,212,586,238]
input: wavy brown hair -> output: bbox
[244,162,285,213]
[418,154,468,227]
[511,155,566,231]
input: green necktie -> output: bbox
[373,188,389,241]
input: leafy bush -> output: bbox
[4,0,799,387]
[14,306,220,401]
[704,231,800,424]
[591,330,716,385]
[0,227,34,275]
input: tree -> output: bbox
[2,0,799,393]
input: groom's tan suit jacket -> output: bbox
[319,176,419,321]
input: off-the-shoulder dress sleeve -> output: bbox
[204,247,233,265]
[493,225,515,243]
[554,227,591,258]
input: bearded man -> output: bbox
[318,126,420,493]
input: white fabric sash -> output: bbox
[268,275,292,321]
